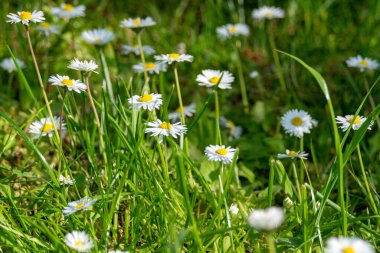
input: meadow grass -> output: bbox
[0,0,380,252]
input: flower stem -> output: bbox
[25,29,60,144]
[173,65,188,153]
[266,232,276,253]
[363,74,380,131]
[99,48,115,105]
[137,32,149,86]
[235,40,249,113]
[214,90,222,145]
[267,23,286,91]
[356,145,378,215]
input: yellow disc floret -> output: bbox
[75,203,85,210]
[343,247,355,253]
[358,60,369,67]
[288,151,298,156]
[144,63,155,69]
[228,26,237,33]
[169,53,180,59]
[42,123,54,133]
[209,76,220,84]
[134,19,141,26]
[349,116,361,125]
[62,79,74,87]
[160,122,172,130]
[63,4,74,11]
[20,11,32,20]
[291,117,303,126]
[139,94,153,102]
[216,148,228,156]
[40,22,52,29]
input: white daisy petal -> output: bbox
[280,109,314,138]
[168,103,196,121]
[346,55,378,72]
[51,3,85,19]
[252,6,285,20]
[62,197,97,216]
[68,58,98,73]
[247,206,285,231]
[132,62,167,74]
[196,69,235,89]
[82,29,115,46]
[64,231,94,252]
[28,116,66,139]
[325,237,374,253]
[277,149,308,160]
[59,174,75,185]
[48,74,87,93]
[154,53,193,64]
[216,24,249,39]
[122,45,156,56]
[128,93,163,111]
[7,10,45,26]
[120,17,156,29]
[336,115,374,132]
[145,119,187,143]
[1,57,25,73]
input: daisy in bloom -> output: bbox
[1,57,25,73]
[346,55,379,72]
[122,45,156,56]
[132,62,167,74]
[120,17,156,29]
[62,197,97,216]
[336,115,374,131]
[220,117,243,140]
[154,53,193,64]
[7,10,45,26]
[168,103,196,121]
[252,6,285,20]
[277,149,308,160]
[128,92,163,111]
[59,174,75,185]
[36,22,60,36]
[325,237,374,253]
[29,116,65,139]
[145,119,187,143]
[247,206,285,231]
[205,145,236,164]
[51,3,85,19]
[216,24,249,39]
[281,109,313,138]
[68,58,98,74]
[229,203,239,215]
[64,231,94,252]
[196,70,235,89]
[48,75,87,93]
[82,29,115,46]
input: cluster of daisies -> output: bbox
[4,2,378,252]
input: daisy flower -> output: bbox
[249,71,259,79]
[280,109,313,138]
[277,149,308,160]
[216,24,249,39]
[48,74,87,93]
[205,145,236,164]
[64,231,94,252]
[59,174,75,186]
[122,45,156,56]
[82,29,115,46]
[346,55,379,72]
[154,53,193,64]
[196,69,235,89]
[128,92,163,111]
[336,115,374,132]
[36,22,60,36]
[1,57,25,73]
[325,237,374,253]
[7,10,45,26]
[252,6,285,20]
[168,103,196,121]
[220,117,243,140]
[145,119,187,143]
[120,17,156,29]
[51,3,85,19]
[29,116,65,139]
[229,203,239,215]
[68,58,98,74]
[247,206,285,231]
[132,62,167,74]
[62,197,97,216]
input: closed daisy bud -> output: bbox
[62,197,97,216]
[64,231,94,252]
[346,55,379,72]
[145,119,187,143]
[252,6,285,20]
[196,69,235,89]
[280,109,313,138]
[336,115,374,132]
[325,237,374,253]
[1,57,25,73]
[283,197,294,208]
[154,53,193,64]
[7,10,45,26]
[128,92,163,111]
[59,174,75,186]
[205,145,236,164]
[49,74,87,93]
[51,3,85,19]
[247,206,285,231]
[229,203,239,215]
[216,24,249,39]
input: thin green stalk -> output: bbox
[214,90,222,145]
[267,23,286,91]
[25,28,60,144]
[302,185,309,253]
[356,145,378,215]
[292,163,302,201]
[268,160,275,206]
[99,48,115,105]
[300,137,304,183]
[363,74,380,131]
[137,32,149,84]
[57,91,67,179]
[266,232,276,253]
[157,141,169,183]
[234,40,249,113]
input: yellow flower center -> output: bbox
[75,203,85,209]
[42,123,54,133]
[349,116,361,125]
[228,27,237,33]
[139,93,153,102]
[288,151,298,156]
[40,22,52,29]
[291,117,303,126]
[20,11,32,21]
[343,247,355,253]
[160,122,172,129]
[265,11,273,18]
[134,19,141,26]
[144,63,155,69]
[226,120,235,128]
[63,4,74,11]
[94,38,103,43]
[209,76,220,84]
[74,240,84,248]
[358,60,368,67]
[169,53,180,59]
[216,148,228,156]
[176,106,185,113]
[62,79,74,87]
